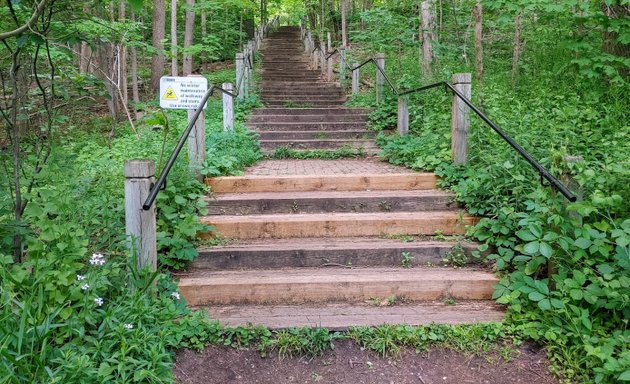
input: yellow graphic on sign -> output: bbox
[162,86,178,100]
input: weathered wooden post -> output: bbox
[397,96,409,135]
[451,73,472,165]
[235,53,245,100]
[327,53,334,82]
[223,83,234,131]
[312,43,319,69]
[243,49,250,97]
[340,48,347,84]
[327,32,332,52]
[375,53,385,103]
[320,40,327,76]
[352,63,359,95]
[186,75,206,179]
[124,160,157,271]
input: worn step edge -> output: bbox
[200,210,477,239]
[206,173,438,193]
[199,301,504,329]
[179,267,497,306]
[192,238,478,270]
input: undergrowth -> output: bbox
[268,145,366,159]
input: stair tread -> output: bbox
[207,189,452,201]
[199,301,504,329]
[180,266,496,283]
[197,236,472,252]
[202,210,472,222]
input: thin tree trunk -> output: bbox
[183,0,195,76]
[473,1,484,89]
[512,13,523,86]
[131,11,142,119]
[201,10,207,37]
[420,0,434,77]
[171,0,178,76]
[119,1,128,106]
[341,0,348,47]
[151,0,166,91]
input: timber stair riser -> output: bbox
[206,190,456,215]
[259,140,376,151]
[206,173,438,193]
[252,108,368,115]
[247,122,370,131]
[249,115,369,123]
[179,268,497,306]
[256,130,374,140]
[200,211,476,239]
[193,240,478,270]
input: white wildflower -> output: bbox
[77,274,86,281]
[89,253,106,266]
[124,323,134,330]
[81,283,90,291]
[94,297,104,306]
[171,292,181,300]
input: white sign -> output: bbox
[159,76,208,110]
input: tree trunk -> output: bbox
[341,0,348,47]
[171,0,178,76]
[420,0,434,78]
[131,11,142,119]
[119,1,128,106]
[473,1,484,89]
[601,3,630,77]
[183,0,195,76]
[512,13,523,86]
[201,10,207,37]
[151,0,166,91]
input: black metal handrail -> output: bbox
[337,53,577,201]
[142,83,241,211]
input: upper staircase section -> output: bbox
[250,26,377,153]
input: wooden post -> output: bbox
[397,96,409,135]
[124,160,157,271]
[375,53,385,103]
[352,63,359,95]
[327,32,332,51]
[320,40,326,76]
[243,49,250,97]
[235,53,245,100]
[312,43,319,69]
[451,73,472,165]
[187,75,206,179]
[222,83,234,131]
[340,48,347,84]
[327,54,334,82]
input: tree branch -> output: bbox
[0,0,51,41]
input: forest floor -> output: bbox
[173,340,557,384]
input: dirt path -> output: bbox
[174,340,556,384]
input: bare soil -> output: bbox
[174,340,557,384]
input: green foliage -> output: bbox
[269,145,365,159]
[259,327,337,358]
[202,127,261,177]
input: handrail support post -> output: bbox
[223,82,234,131]
[235,53,245,100]
[451,73,472,165]
[398,96,409,135]
[125,160,157,272]
[352,62,359,95]
[375,53,385,103]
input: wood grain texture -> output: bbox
[124,160,156,271]
[178,267,498,306]
[451,73,471,165]
[206,173,438,193]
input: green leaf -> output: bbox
[538,299,551,310]
[516,230,537,241]
[618,370,630,381]
[550,298,564,309]
[574,237,592,249]
[523,241,540,255]
[539,242,552,258]
[528,291,545,302]
[570,289,583,300]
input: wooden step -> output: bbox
[255,130,374,140]
[248,114,369,123]
[199,211,477,239]
[252,108,367,115]
[178,267,498,306]
[206,173,438,193]
[192,237,478,270]
[202,301,505,329]
[260,139,375,150]
[206,189,457,215]
[246,122,369,131]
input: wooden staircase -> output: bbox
[249,26,378,153]
[178,27,503,329]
